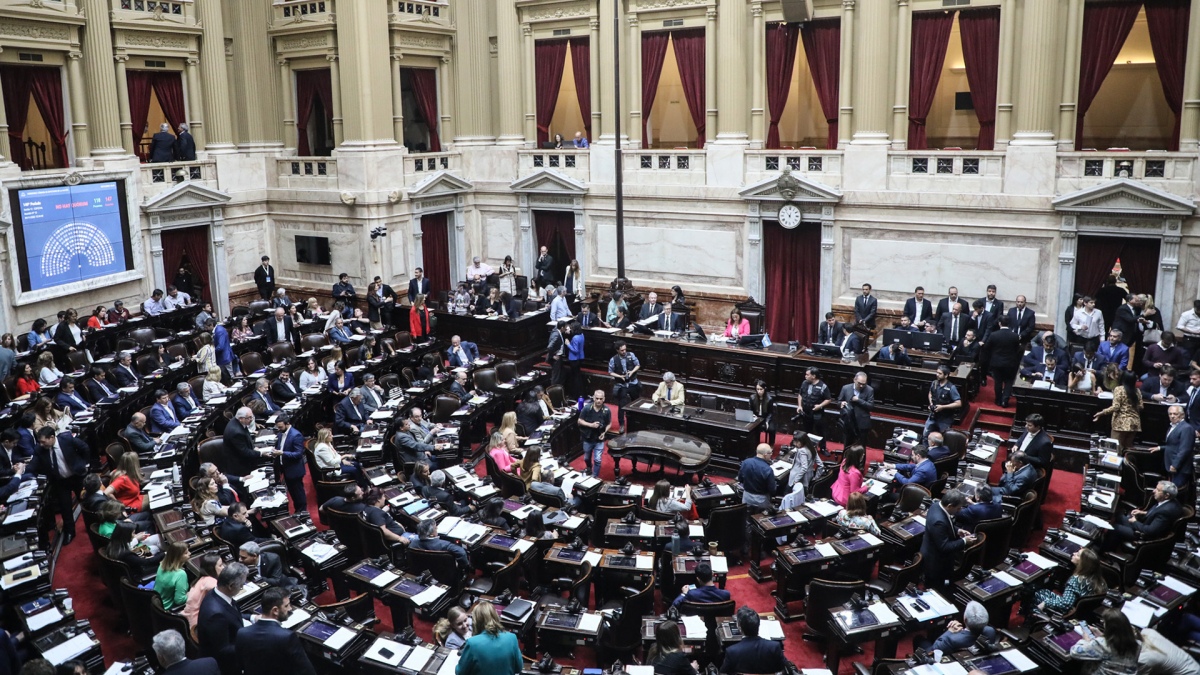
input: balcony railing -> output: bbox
[745,150,843,189]
[1057,151,1195,198]
[518,150,590,182]
[274,0,330,20]
[118,0,188,15]
[886,150,1004,193]
[395,0,448,19]
[403,151,460,185]
[139,160,216,198]
[277,158,338,188]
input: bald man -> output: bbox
[123,413,158,454]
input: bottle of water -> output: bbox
[577,396,585,411]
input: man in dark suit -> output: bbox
[934,287,971,322]
[173,382,202,419]
[534,246,555,288]
[1112,296,1144,347]
[334,389,368,435]
[1027,356,1068,388]
[839,323,863,357]
[817,312,843,345]
[221,407,263,477]
[955,485,1002,532]
[445,335,480,369]
[1005,295,1037,344]
[238,542,302,598]
[1098,329,1131,370]
[426,470,473,516]
[1113,480,1183,543]
[110,351,142,388]
[198,563,250,675]
[984,317,1022,407]
[412,518,470,569]
[995,452,1038,500]
[1072,343,1108,373]
[671,561,731,607]
[84,366,118,403]
[836,372,874,447]
[1143,367,1187,404]
[577,303,600,328]
[253,255,275,301]
[1151,405,1194,488]
[249,378,280,419]
[407,267,431,304]
[903,287,934,329]
[1021,334,1069,372]
[925,432,955,462]
[1185,369,1200,425]
[371,276,397,327]
[969,299,996,344]
[920,489,977,590]
[123,413,158,455]
[153,629,219,675]
[937,303,967,350]
[394,418,442,467]
[639,292,665,321]
[149,389,181,435]
[983,284,1004,323]
[547,322,566,386]
[854,283,877,329]
[263,308,295,346]
[719,607,785,675]
[321,483,367,516]
[449,371,474,404]
[215,502,259,550]
[271,369,299,403]
[55,378,89,415]
[0,430,28,479]
[149,123,177,162]
[332,272,357,309]
[273,413,308,512]
[885,445,938,489]
[1009,414,1053,470]
[174,123,197,161]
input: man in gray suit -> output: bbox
[124,413,159,454]
[836,371,874,447]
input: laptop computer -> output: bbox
[734,408,757,423]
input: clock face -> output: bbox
[778,204,802,229]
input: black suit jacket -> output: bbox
[407,277,431,303]
[1111,304,1140,346]
[163,657,220,675]
[1185,385,1200,425]
[920,500,965,585]
[1134,498,1183,538]
[53,321,81,350]
[84,378,116,403]
[817,321,843,345]
[546,329,565,363]
[264,317,295,345]
[970,312,995,343]
[221,421,261,477]
[110,363,142,388]
[639,302,664,321]
[534,254,555,285]
[1143,377,1187,401]
[1162,422,1195,478]
[937,313,968,347]
[903,298,934,325]
[719,636,784,675]
[1006,307,1037,343]
[197,592,244,675]
[984,298,1005,322]
[984,328,1022,369]
[253,264,276,298]
[174,132,197,161]
[836,383,874,430]
[235,619,314,672]
[334,397,367,434]
[124,424,157,455]
[1011,430,1053,470]
[935,297,970,321]
[854,295,877,328]
[28,432,89,479]
[271,378,299,403]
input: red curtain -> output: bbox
[1145,0,1190,150]
[152,72,187,131]
[1075,236,1161,298]
[671,28,706,148]
[0,66,32,169]
[641,31,671,149]
[408,68,441,152]
[295,69,333,155]
[763,221,821,346]
[907,11,955,150]
[127,71,154,157]
[161,226,211,303]
[533,210,576,261]
[801,19,842,149]
[420,212,451,297]
[765,23,800,150]
[25,67,67,168]
[959,8,1001,150]
[1076,1,1141,150]
[570,38,591,142]
[535,39,569,145]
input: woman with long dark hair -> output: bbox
[831,445,866,506]
[1069,608,1141,675]
[646,620,697,675]
[1093,370,1142,451]
[749,379,777,447]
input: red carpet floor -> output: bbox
[60,386,1081,673]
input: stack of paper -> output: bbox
[681,615,708,639]
[412,586,446,606]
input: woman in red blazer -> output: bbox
[410,295,432,338]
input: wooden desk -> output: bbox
[433,309,553,363]
[1014,379,1170,463]
[825,601,906,674]
[616,404,741,474]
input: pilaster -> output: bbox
[453,0,495,144]
[522,22,537,145]
[412,215,425,277]
[597,0,617,143]
[745,203,762,298]
[228,0,283,147]
[114,55,134,155]
[334,0,395,145]
[66,51,90,160]
[890,0,911,150]
[1178,0,1200,151]
[391,56,406,144]
[80,0,125,155]
[1158,220,1181,324]
[749,1,764,147]
[497,0,525,144]
[628,14,642,147]
[439,55,456,145]
[1057,216,1078,336]
[328,55,344,147]
[705,4,719,141]
[185,57,205,149]
[1056,0,1085,151]
[589,18,601,139]
[850,0,889,144]
[993,0,1015,148]
[196,0,234,151]
[0,58,9,162]
[1011,0,1058,145]
[837,0,856,148]
[279,58,295,150]
[714,0,747,143]
[820,206,836,319]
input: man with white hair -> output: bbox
[1113,480,1183,543]
[238,541,303,600]
[466,256,494,282]
[652,371,685,406]
[221,407,262,478]
[149,122,177,162]
[175,122,196,161]
[335,388,368,435]
[153,629,219,675]
[931,601,996,652]
[550,286,571,322]
[426,470,473,516]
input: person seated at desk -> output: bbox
[214,502,265,550]
[646,480,692,514]
[449,370,475,404]
[576,303,600,328]
[608,304,633,331]
[1031,548,1106,614]
[173,382,203,419]
[149,389,182,435]
[327,316,354,346]
[321,483,366,516]
[36,352,62,387]
[719,607,785,675]
[1025,354,1068,387]
[26,318,53,349]
[270,369,299,404]
[238,541,302,599]
[361,488,411,545]
[1068,608,1142,675]
[924,432,955,462]
[882,444,937,489]
[447,335,480,369]
[1022,333,1069,371]
[55,378,89,415]
[652,372,686,407]
[1098,330,1130,371]
[726,309,751,340]
[1113,480,1183,543]
[671,561,730,608]
[249,378,280,418]
[1143,365,1187,403]
[105,522,164,578]
[105,450,148,511]
[1068,363,1098,394]
[956,329,981,363]
[190,476,230,527]
[955,484,1001,531]
[411,518,469,569]
[995,451,1038,501]
[84,366,118,403]
[394,417,444,468]
[877,342,911,366]
[929,602,997,653]
[1073,343,1108,373]
[334,389,368,435]
[417,353,443,382]
[328,362,354,397]
[312,427,365,485]
[834,492,881,536]
[110,351,142,388]
[1143,331,1190,375]
[840,323,864,356]
[427,470,475,517]
[647,621,698,675]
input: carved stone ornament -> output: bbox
[776,166,801,202]
[63,172,83,186]
[340,191,357,205]
[387,190,401,204]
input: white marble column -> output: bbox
[749,1,765,147]
[993,0,1015,148]
[745,203,763,298]
[573,201,586,277]
[589,18,601,140]
[705,5,719,141]
[328,55,344,148]
[522,23,537,145]
[411,214,425,278]
[439,55,456,145]
[1056,0,1085,151]
[210,209,230,317]
[837,0,856,148]
[279,58,295,150]
[66,51,91,160]
[820,207,836,319]
[1056,216,1078,336]
[451,203,467,284]
[115,55,135,155]
[518,196,534,273]
[1158,221,1181,324]
[184,57,205,149]
[890,0,912,149]
[391,56,405,144]
[628,15,642,147]
[1179,0,1200,151]
[149,228,166,290]
[0,74,9,162]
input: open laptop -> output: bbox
[734,408,756,423]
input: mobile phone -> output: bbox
[378,648,394,659]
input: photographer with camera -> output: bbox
[925,365,961,438]
[608,341,640,434]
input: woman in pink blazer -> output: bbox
[831,445,867,506]
[725,309,751,339]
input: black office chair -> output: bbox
[119,578,159,650]
[704,504,747,564]
[804,577,866,645]
[974,515,1015,568]
[591,504,633,547]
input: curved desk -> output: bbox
[607,430,711,480]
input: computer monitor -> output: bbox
[882,329,913,349]
[811,343,842,358]
[631,322,654,335]
[913,333,945,352]
[738,333,765,347]
[691,321,707,342]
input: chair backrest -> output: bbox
[943,430,969,458]
[67,350,91,372]
[809,463,838,501]
[300,334,328,352]
[401,367,416,386]
[496,361,518,383]
[150,595,201,658]
[167,343,190,362]
[974,515,1014,568]
[379,373,400,391]
[240,352,266,375]
[106,442,127,465]
[893,483,931,515]
[188,375,207,397]
[314,477,355,520]
[269,342,295,363]
[546,385,566,409]
[136,354,160,375]
[735,297,766,334]
[393,331,413,349]
[317,592,377,625]
[805,577,866,638]
[493,465,526,498]
[130,328,156,347]
[433,395,461,422]
[592,504,634,546]
[473,368,498,393]
[1009,491,1039,547]
[407,547,462,588]
[636,503,673,521]
[230,305,250,317]
[953,533,987,580]
[95,549,129,615]
[120,577,159,649]
[876,553,923,596]
[707,504,748,554]
[324,508,367,560]
[529,487,566,510]
[248,300,270,317]
[699,394,719,410]
[489,554,523,598]
[197,437,226,468]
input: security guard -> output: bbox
[924,365,962,437]
[796,367,832,455]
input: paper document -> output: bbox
[1121,598,1165,628]
[369,570,400,587]
[577,613,602,632]
[1081,514,1114,530]
[324,626,357,650]
[583,551,603,566]
[815,543,838,557]
[437,652,461,675]
[401,646,434,670]
[681,615,708,638]
[26,607,63,631]
[282,608,311,629]
[412,585,447,606]
[808,501,840,517]
[42,633,93,666]
[991,571,1021,588]
[760,620,785,640]
[999,650,1038,672]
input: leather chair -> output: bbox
[240,351,266,375]
[300,334,328,352]
[120,577,159,650]
[378,373,400,392]
[230,305,250,317]
[136,354,161,376]
[150,595,201,658]
[808,463,838,501]
[699,394,719,410]
[735,297,766,334]
[541,561,594,610]
[324,508,367,561]
[401,367,416,387]
[344,347,361,364]
[1008,491,1039,547]
[360,519,405,567]
[96,549,129,617]
[974,515,1015,568]
[269,342,295,363]
[433,395,461,423]
[129,328,156,347]
[804,577,866,644]
[599,575,657,663]
[196,437,226,470]
[67,350,91,372]
[943,430,969,459]
[1106,506,1193,585]
[890,483,931,519]
[407,548,464,593]
[393,332,413,349]
[493,464,526,498]
[496,361,518,383]
[867,554,923,597]
[473,368,498,394]
[636,503,673,521]
[528,488,567,510]
[592,504,634,547]
[85,522,107,554]
[167,344,189,363]
[248,300,270,317]
[705,504,747,563]
[546,385,566,409]
[467,552,521,597]
[188,375,207,396]
[314,477,355,516]
[952,533,987,581]
[316,593,377,628]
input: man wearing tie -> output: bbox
[578,304,600,328]
[149,389,181,435]
[251,378,279,419]
[198,563,250,675]
[221,408,262,479]
[271,369,299,403]
[639,292,664,322]
[1184,369,1200,425]
[55,378,90,416]
[335,389,368,435]
[407,267,431,304]
[969,299,995,344]
[253,255,275,300]
[547,322,566,386]
[652,371,686,407]
[28,426,89,544]
[173,382,202,419]
[1150,405,1194,488]
[904,287,933,329]
[1006,295,1037,344]
[935,287,970,322]
[85,366,117,402]
[818,313,843,345]
[938,303,966,350]
[836,372,875,447]
[110,351,142,388]
[446,335,480,369]
[265,308,295,346]
[273,413,309,513]
[854,283,877,329]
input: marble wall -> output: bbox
[847,237,1043,301]
[483,214,517,265]
[592,218,743,288]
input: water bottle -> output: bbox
[577,396,585,411]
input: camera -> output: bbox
[370,226,388,241]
